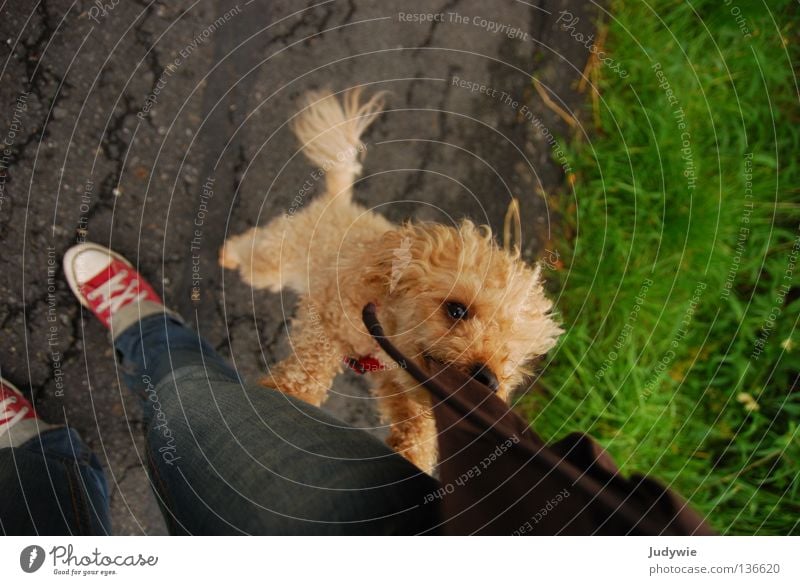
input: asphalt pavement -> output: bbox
[0,0,598,534]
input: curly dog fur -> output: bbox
[220,89,562,474]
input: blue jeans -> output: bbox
[0,314,439,535]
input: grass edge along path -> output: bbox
[522,0,800,535]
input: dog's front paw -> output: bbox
[261,372,328,407]
[387,432,437,475]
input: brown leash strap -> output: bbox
[362,303,714,535]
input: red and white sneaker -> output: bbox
[0,376,39,441]
[64,243,163,329]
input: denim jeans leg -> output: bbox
[114,314,441,535]
[114,313,239,419]
[0,427,110,535]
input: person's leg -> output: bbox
[118,316,440,534]
[0,377,110,535]
[66,243,440,535]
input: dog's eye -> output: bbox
[445,301,469,320]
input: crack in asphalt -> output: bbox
[1,3,75,202]
[418,0,462,49]
[399,62,460,206]
[265,2,336,49]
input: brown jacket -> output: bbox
[363,304,714,535]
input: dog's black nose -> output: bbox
[470,364,499,391]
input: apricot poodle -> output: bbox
[220,89,562,473]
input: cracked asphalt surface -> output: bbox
[1,0,598,534]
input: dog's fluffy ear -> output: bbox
[516,263,564,357]
[358,225,415,293]
[359,220,500,295]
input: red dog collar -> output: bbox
[343,355,386,374]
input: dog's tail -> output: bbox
[291,88,385,202]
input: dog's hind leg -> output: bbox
[219,213,309,293]
[260,298,345,406]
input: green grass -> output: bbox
[523,0,800,534]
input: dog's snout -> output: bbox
[470,363,499,391]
